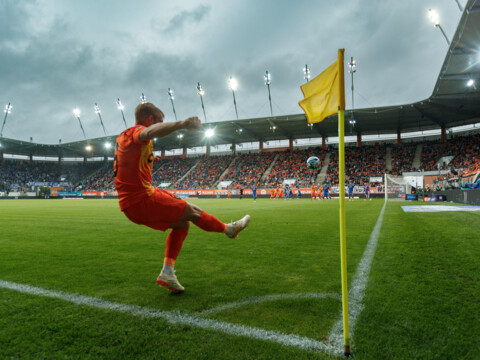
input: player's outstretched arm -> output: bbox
[139,116,202,141]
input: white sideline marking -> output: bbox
[0,280,340,355]
[198,293,342,316]
[328,202,386,348]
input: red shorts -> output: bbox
[123,188,187,231]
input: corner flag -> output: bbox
[299,50,351,356]
[298,60,339,123]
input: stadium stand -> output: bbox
[1,134,479,194]
[222,151,276,189]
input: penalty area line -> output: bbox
[0,279,341,356]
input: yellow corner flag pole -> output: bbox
[337,48,350,356]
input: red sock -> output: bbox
[194,211,228,233]
[164,228,188,267]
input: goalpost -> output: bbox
[384,174,413,202]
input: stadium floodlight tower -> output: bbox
[264,70,273,116]
[94,103,107,136]
[73,108,87,139]
[428,9,451,46]
[348,57,357,132]
[116,98,128,129]
[197,82,207,122]
[140,93,147,104]
[303,64,310,82]
[228,77,239,120]
[167,88,178,121]
[1,102,12,137]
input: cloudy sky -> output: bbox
[0,0,466,144]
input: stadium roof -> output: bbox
[1,0,479,159]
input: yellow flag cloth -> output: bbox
[298,60,339,123]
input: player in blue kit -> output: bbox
[347,181,355,201]
[323,184,330,200]
[252,185,257,202]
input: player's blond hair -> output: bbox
[135,103,164,125]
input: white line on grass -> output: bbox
[198,293,342,316]
[328,202,386,348]
[0,279,340,355]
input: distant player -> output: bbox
[311,184,317,200]
[252,185,257,202]
[114,102,250,294]
[227,188,231,199]
[283,185,288,200]
[347,181,355,201]
[323,184,330,200]
[270,188,275,199]
[239,188,243,200]
[296,187,302,199]
[318,185,324,200]
[364,183,370,200]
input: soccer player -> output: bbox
[114,102,250,294]
[347,180,355,201]
[364,183,370,200]
[323,183,330,200]
[227,188,231,199]
[252,185,257,202]
[311,184,316,200]
[239,187,243,200]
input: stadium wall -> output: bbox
[430,189,480,205]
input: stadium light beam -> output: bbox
[1,102,12,137]
[73,108,87,139]
[94,103,107,136]
[168,88,178,121]
[303,64,311,82]
[117,98,128,129]
[197,82,207,123]
[348,56,357,132]
[264,70,273,116]
[228,77,239,120]
[428,9,451,46]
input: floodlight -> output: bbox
[303,64,310,81]
[116,99,124,110]
[94,103,101,114]
[197,83,205,96]
[349,119,356,125]
[85,145,92,151]
[428,9,440,26]
[264,71,271,85]
[141,93,147,104]
[228,77,238,91]
[177,133,184,139]
[104,142,111,149]
[428,9,450,45]
[4,103,12,114]
[168,88,174,100]
[467,79,475,87]
[205,128,214,138]
[73,108,81,117]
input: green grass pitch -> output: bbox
[0,198,479,359]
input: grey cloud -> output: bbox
[162,5,211,34]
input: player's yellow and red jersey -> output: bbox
[311,185,317,197]
[114,125,155,211]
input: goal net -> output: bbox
[384,174,412,202]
